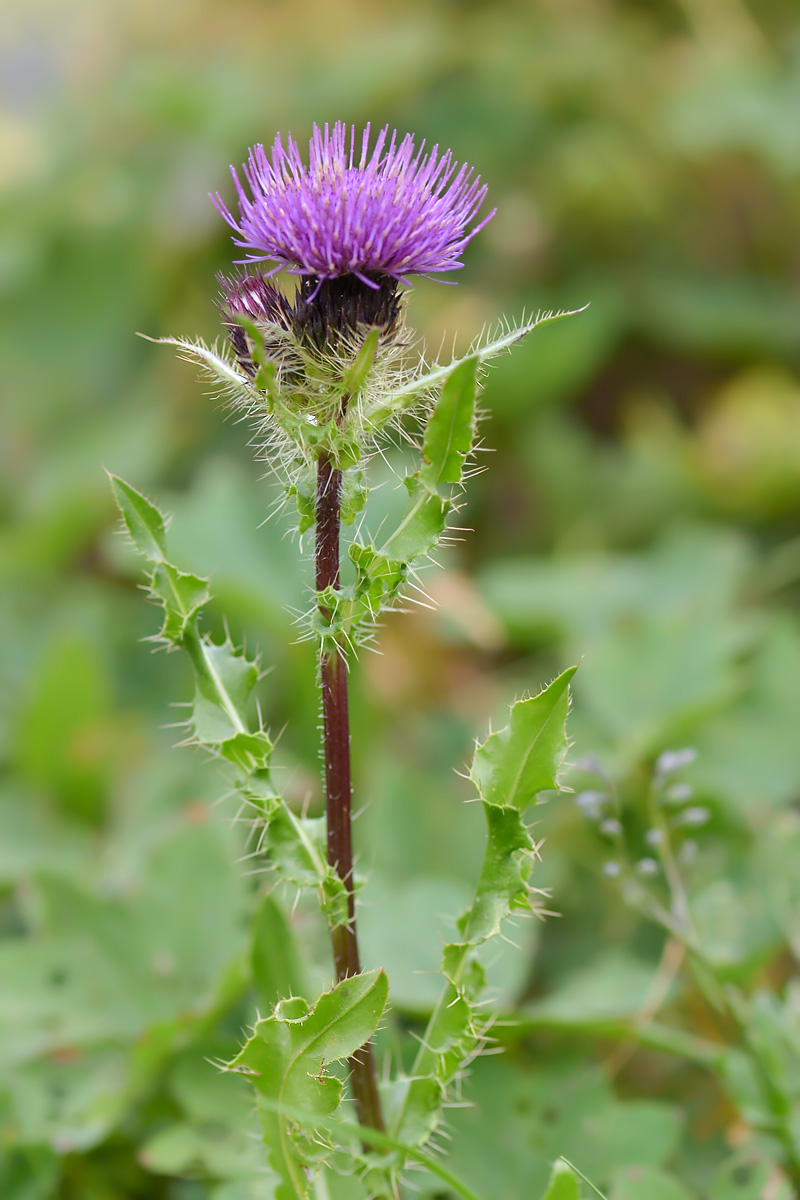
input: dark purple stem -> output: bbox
[315,452,385,1135]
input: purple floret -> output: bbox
[212,122,495,285]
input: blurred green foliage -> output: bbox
[2,0,800,1196]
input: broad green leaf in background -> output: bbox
[477,528,750,760]
[610,1166,694,1200]
[0,1145,59,1200]
[441,1056,682,1200]
[251,892,311,1009]
[14,630,112,826]
[710,1151,794,1200]
[521,952,674,1025]
[139,1049,267,1185]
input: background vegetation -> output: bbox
[2,0,800,1196]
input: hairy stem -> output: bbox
[315,452,385,1135]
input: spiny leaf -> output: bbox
[108,473,168,562]
[470,666,577,808]
[380,479,449,562]
[184,631,256,744]
[386,307,588,408]
[456,804,533,946]
[265,810,328,890]
[421,356,479,487]
[391,668,577,1157]
[141,334,250,389]
[232,970,388,1200]
[151,563,211,644]
[110,477,336,924]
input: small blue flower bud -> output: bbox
[664,782,692,804]
[636,858,660,876]
[679,806,710,827]
[576,790,607,820]
[656,748,697,776]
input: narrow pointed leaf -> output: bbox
[144,334,250,388]
[252,893,310,1009]
[389,307,588,405]
[109,474,168,562]
[342,327,380,396]
[421,356,479,486]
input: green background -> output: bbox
[2,0,800,1196]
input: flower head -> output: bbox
[212,122,495,285]
[217,273,295,374]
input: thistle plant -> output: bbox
[112,122,582,1200]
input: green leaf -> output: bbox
[185,632,256,744]
[14,629,111,825]
[391,670,577,1157]
[389,1074,444,1147]
[610,1166,694,1200]
[261,809,342,915]
[233,970,388,1200]
[108,473,168,563]
[691,878,779,972]
[110,475,213,646]
[456,804,532,946]
[342,327,380,396]
[380,478,448,562]
[442,1056,680,1200]
[252,893,310,1009]
[710,1151,794,1200]
[347,543,406,625]
[151,562,211,643]
[108,475,330,918]
[0,1145,59,1200]
[470,666,577,808]
[541,1160,581,1200]
[421,356,479,486]
[381,308,586,411]
[143,334,250,389]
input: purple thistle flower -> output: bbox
[212,122,495,286]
